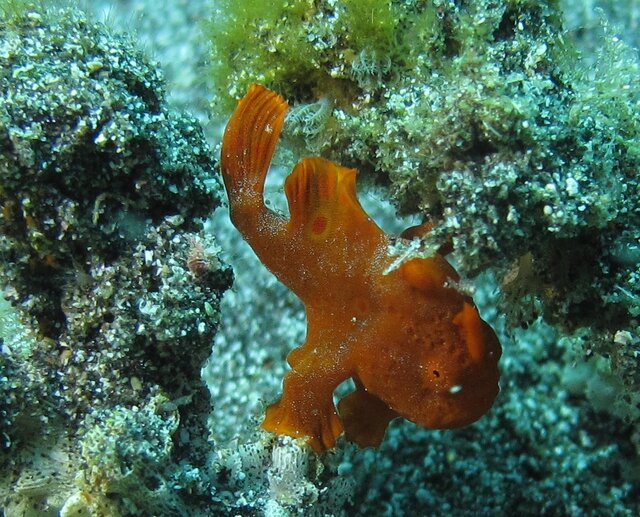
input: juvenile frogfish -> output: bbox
[220,84,502,452]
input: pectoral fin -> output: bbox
[338,379,399,448]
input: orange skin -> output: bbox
[220,84,502,452]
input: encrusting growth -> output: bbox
[221,84,502,452]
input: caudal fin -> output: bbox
[220,84,288,200]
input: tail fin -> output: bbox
[220,84,288,201]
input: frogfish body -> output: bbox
[221,84,501,452]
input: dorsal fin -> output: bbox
[284,157,375,239]
[220,84,288,199]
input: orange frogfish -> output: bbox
[220,84,502,452]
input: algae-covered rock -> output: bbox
[0,4,231,515]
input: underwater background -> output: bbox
[1,0,639,515]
